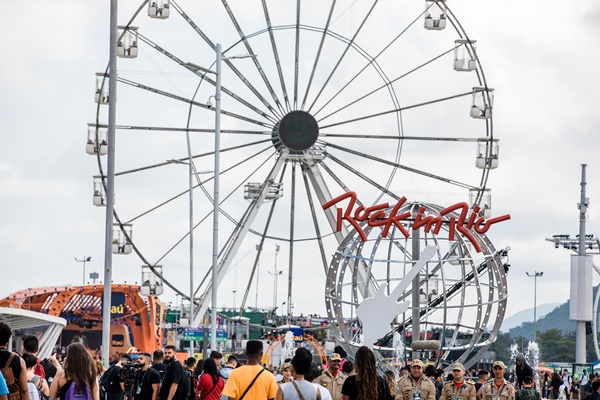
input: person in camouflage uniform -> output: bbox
[478,361,515,400]
[442,363,476,400]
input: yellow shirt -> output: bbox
[222,365,278,400]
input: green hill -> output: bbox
[507,285,599,339]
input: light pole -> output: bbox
[167,158,202,356]
[184,44,256,352]
[526,271,543,341]
[74,256,91,285]
[545,164,594,363]
[101,0,118,368]
[268,244,282,312]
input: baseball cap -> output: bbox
[280,363,291,371]
[451,362,465,371]
[330,353,342,361]
[411,360,424,368]
[493,361,506,369]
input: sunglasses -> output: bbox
[493,366,503,370]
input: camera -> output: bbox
[120,362,141,378]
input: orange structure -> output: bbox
[0,284,164,357]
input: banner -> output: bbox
[183,328,227,342]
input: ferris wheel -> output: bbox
[88,0,501,346]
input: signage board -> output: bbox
[183,328,227,342]
[290,328,304,342]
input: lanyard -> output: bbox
[487,381,506,396]
[137,370,148,387]
[410,378,424,391]
[452,382,467,396]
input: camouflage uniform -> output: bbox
[442,381,477,400]
[398,375,437,400]
[480,379,516,400]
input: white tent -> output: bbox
[0,307,66,359]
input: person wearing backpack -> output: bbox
[23,354,49,400]
[100,357,127,400]
[48,343,99,400]
[0,322,30,400]
[183,358,196,400]
[158,346,184,400]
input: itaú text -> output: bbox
[321,191,511,253]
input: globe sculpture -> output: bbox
[324,198,510,369]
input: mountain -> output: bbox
[500,303,561,332]
[507,285,599,340]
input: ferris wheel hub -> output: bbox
[272,110,319,152]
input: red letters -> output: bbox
[322,191,510,253]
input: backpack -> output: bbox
[99,366,120,394]
[64,380,92,400]
[1,352,23,400]
[30,375,49,400]
[181,369,192,400]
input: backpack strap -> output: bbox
[31,375,42,389]
[4,352,16,369]
[239,368,265,400]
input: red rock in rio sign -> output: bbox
[321,191,511,253]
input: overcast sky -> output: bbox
[1,0,600,331]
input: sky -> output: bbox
[1,0,600,334]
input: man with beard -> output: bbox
[515,356,534,390]
[134,353,161,400]
[398,360,436,400]
[159,345,185,400]
[478,362,515,400]
[314,353,347,400]
[442,363,476,400]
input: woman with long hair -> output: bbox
[277,348,321,400]
[383,370,397,399]
[549,372,565,400]
[49,343,99,400]
[192,359,204,399]
[196,358,223,400]
[341,346,392,400]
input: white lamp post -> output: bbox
[526,271,543,341]
[74,256,92,285]
[184,44,256,352]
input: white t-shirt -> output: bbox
[28,381,40,400]
[313,382,331,400]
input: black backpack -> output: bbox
[181,370,192,400]
[100,366,120,395]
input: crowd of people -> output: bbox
[2,319,599,400]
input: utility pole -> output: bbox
[526,271,543,341]
[546,164,593,363]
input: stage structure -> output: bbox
[0,284,164,357]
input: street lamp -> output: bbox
[184,44,256,352]
[167,158,198,356]
[74,256,91,285]
[268,244,282,312]
[526,271,543,341]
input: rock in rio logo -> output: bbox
[322,191,511,253]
